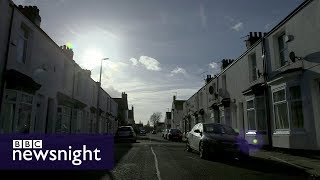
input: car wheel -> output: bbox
[238,152,249,161]
[186,140,192,152]
[199,141,208,159]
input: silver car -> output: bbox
[115,126,137,143]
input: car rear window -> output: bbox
[118,127,132,131]
[170,129,181,133]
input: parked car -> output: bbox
[186,123,249,160]
[162,129,170,139]
[139,129,146,136]
[152,130,156,134]
[115,126,137,143]
[167,129,182,141]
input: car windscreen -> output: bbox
[170,129,181,133]
[203,124,236,135]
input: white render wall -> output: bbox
[265,0,320,150]
[0,3,118,134]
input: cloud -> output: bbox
[199,4,207,29]
[170,67,187,76]
[102,85,121,98]
[231,22,244,31]
[130,58,138,66]
[209,62,218,69]
[209,61,220,75]
[139,56,161,71]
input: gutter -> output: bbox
[0,3,14,111]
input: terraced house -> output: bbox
[183,0,320,150]
[0,0,119,134]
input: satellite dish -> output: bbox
[289,52,296,62]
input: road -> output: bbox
[112,134,311,180]
[0,134,312,180]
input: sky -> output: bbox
[14,0,303,125]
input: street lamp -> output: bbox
[95,57,109,133]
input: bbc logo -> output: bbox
[13,140,42,149]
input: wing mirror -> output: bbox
[194,129,202,136]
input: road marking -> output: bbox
[151,147,162,180]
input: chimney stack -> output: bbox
[122,92,127,99]
[221,59,234,70]
[83,69,91,77]
[173,95,176,102]
[17,5,41,26]
[60,45,74,59]
[205,75,212,84]
[245,32,264,49]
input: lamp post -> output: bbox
[95,57,109,134]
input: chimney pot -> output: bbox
[254,32,257,37]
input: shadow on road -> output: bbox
[0,142,134,180]
[114,142,134,165]
[0,170,114,180]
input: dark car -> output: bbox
[186,123,249,160]
[139,129,146,136]
[115,126,137,143]
[167,129,182,141]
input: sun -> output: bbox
[81,48,104,70]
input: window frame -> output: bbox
[277,32,288,68]
[272,87,289,131]
[271,83,305,133]
[248,52,257,82]
[16,23,30,64]
[246,96,267,133]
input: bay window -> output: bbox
[246,96,266,132]
[0,90,33,133]
[272,85,304,131]
[56,106,71,133]
[289,86,304,129]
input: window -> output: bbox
[222,75,226,90]
[289,86,303,128]
[16,24,29,64]
[56,106,71,133]
[278,33,288,67]
[248,53,257,82]
[273,89,289,129]
[0,90,33,133]
[246,97,266,131]
[220,109,224,124]
[247,100,256,130]
[256,97,267,130]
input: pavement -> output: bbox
[251,148,320,178]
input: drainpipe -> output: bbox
[0,4,14,112]
[262,36,273,147]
